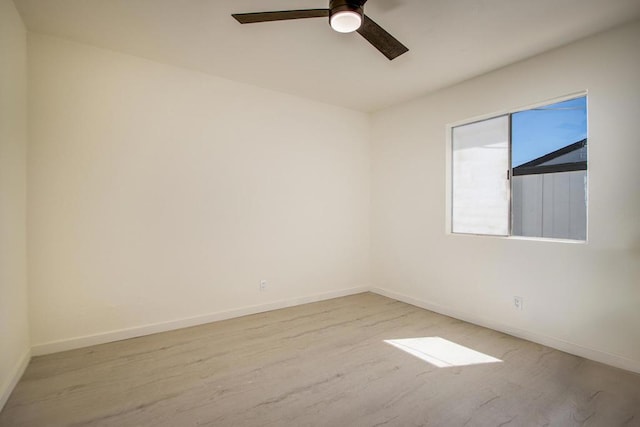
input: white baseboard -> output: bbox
[371,287,640,374]
[30,285,640,375]
[0,349,30,412]
[31,286,370,356]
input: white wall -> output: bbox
[0,0,30,410]
[28,34,370,353]
[371,21,640,372]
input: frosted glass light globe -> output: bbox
[330,11,362,33]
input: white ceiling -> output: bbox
[14,0,640,112]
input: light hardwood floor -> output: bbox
[1,293,639,426]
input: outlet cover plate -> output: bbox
[514,296,523,310]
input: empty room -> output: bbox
[1,0,639,425]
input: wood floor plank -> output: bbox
[1,293,639,426]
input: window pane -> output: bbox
[512,97,587,168]
[452,116,510,235]
[511,96,587,240]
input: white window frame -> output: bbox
[445,91,589,243]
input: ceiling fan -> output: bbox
[232,0,409,60]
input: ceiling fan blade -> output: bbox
[356,15,408,60]
[232,9,329,24]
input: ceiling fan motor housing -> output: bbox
[329,0,364,21]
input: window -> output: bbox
[451,95,587,241]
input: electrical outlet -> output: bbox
[514,296,523,310]
[259,280,268,292]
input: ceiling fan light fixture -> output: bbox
[330,10,362,33]
[232,0,409,60]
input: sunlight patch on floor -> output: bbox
[384,337,502,368]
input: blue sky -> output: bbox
[511,96,587,167]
